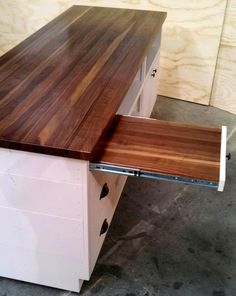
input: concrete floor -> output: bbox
[0,96,236,296]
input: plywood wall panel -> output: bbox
[211,0,236,114]
[0,0,227,105]
[152,0,227,105]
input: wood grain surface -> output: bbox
[0,5,166,159]
[0,0,227,107]
[93,115,222,182]
[211,0,236,114]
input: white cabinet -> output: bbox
[0,30,162,293]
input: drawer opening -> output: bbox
[90,115,227,191]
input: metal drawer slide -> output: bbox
[90,163,218,188]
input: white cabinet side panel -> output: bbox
[0,173,83,219]
[0,148,84,184]
[0,207,85,292]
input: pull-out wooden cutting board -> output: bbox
[91,115,227,191]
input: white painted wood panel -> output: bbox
[218,126,227,192]
[0,148,90,291]
[142,52,160,117]
[117,66,144,116]
[0,207,85,292]
[0,148,84,184]
[0,173,83,219]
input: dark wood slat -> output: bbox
[0,8,128,135]
[0,6,166,159]
[92,115,222,182]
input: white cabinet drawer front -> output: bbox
[0,207,86,290]
[131,94,142,117]
[88,171,126,275]
[146,32,161,75]
[142,51,160,117]
[0,173,83,219]
[117,64,144,116]
[117,81,140,115]
[0,148,85,184]
[117,37,160,118]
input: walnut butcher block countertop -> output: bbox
[0,5,166,159]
